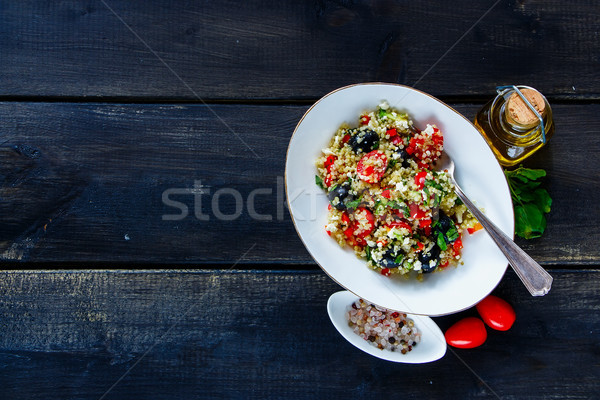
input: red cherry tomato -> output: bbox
[391,135,403,145]
[357,150,387,183]
[475,295,516,331]
[386,219,412,233]
[351,207,375,239]
[445,317,487,348]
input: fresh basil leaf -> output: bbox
[506,166,552,239]
[507,167,546,181]
[533,188,552,213]
[514,203,546,239]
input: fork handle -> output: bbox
[453,183,553,296]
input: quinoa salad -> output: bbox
[315,102,481,278]
[347,298,420,353]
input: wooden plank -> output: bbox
[1,0,599,100]
[0,102,598,265]
[0,269,597,399]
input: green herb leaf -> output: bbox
[366,246,372,261]
[433,193,442,208]
[436,231,448,251]
[514,203,546,239]
[446,224,459,242]
[345,198,362,210]
[505,166,552,239]
[374,200,387,216]
[394,253,404,264]
[425,179,443,191]
[315,175,325,189]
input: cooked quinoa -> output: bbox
[316,102,479,277]
[347,298,420,353]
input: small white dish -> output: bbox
[286,83,514,316]
[327,291,447,363]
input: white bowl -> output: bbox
[327,291,447,363]
[285,83,514,316]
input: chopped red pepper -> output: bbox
[414,170,428,190]
[468,222,483,234]
[324,173,334,187]
[452,236,463,257]
[381,188,392,199]
[386,128,397,137]
[381,268,391,277]
[360,115,371,125]
[409,202,426,219]
[419,218,432,236]
[342,134,351,144]
[453,236,463,251]
[324,154,337,171]
[391,135,403,145]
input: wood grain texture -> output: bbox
[1,102,598,265]
[0,269,597,399]
[1,0,599,100]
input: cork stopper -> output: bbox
[506,88,546,127]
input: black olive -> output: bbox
[378,248,405,269]
[328,182,354,210]
[433,210,457,243]
[348,129,379,154]
[419,244,441,273]
[396,148,411,168]
[435,210,453,234]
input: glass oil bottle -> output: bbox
[474,85,554,167]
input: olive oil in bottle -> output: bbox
[474,85,554,167]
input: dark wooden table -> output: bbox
[1,1,599,399]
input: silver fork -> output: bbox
[434,151,553,296]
